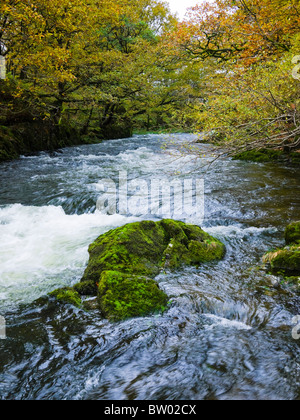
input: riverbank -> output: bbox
[0,123,81,162]
[0,120,133,163]
[233,148,300,166]
[3,120,300,167]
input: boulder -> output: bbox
[81,219,226,284]
[98,271,168,321]
[263,221,300,276]
[263,246,300,276]
[50,219,226,321]
[285,221,300,245]
[49,287,82,308]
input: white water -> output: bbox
[0,204,137,308]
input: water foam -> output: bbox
[204,314,252,331]
[0,204,137,309]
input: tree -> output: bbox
[172,0,300,154]
[0,0,182,142]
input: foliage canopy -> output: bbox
[0,0,299,154]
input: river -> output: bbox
[0,133,300,400]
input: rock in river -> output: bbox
[263,221,300,276]
[50,219,226,321]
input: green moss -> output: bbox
[233,149,284,163]
[270,246,300,275]
[262,221,300,278]
[285,221,300,245]
[160,219,190,243]
[98,270,168,321]
[161,220,225,269]
[49,287,82,308]
[188,238,226,263]
[50,220,225,321]
[263,245,300,276]
[233,149,300,166]
[81,219,226,284]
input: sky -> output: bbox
[167,0,200,20]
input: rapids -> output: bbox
[0,133,300,400]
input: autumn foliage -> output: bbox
[0,0,300,154]
[173,0,300,153]
[0,0,181,138]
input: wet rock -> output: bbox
[51,219,226,321]
[98,271,168,321]
[285,221,300,245]
[49,287,82,308]
[263,221,300,277]
[81,220,167,283]
[81,219,226,285]
[263,246,300,276]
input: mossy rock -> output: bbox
[49,287,82,308]
[233,149,284,163]
[98,271,168,321]
[262,221,300,277]
[81,219,226,283]
[162,225,226,269]
[285,221,300,245]
[81,220,167,283]
[49,220,225,321]
[263,245,300,276]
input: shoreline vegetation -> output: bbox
[0,119,133,163]
[1,0,299,164]
[2,123,300,165]
[2,124,300,166]
[233,148,300,166]
[262,221,300,291]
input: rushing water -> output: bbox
[1,133,300,400]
